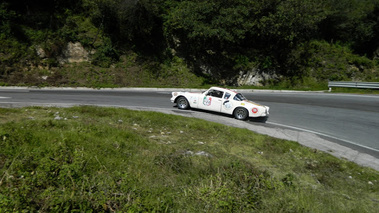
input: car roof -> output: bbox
[209,87,238,94]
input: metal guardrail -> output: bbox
[328,81,379,91]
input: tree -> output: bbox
[318,0,379,57]
[90,0,166,55]
[352,3,379,57]
[164,0,329,79]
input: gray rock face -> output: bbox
[374,47,379,60]
[58,42,90,64]
[237,69,279,86]
[35,46,47,58]
[36,42,91,64]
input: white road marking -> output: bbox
[0,96,10,99]
[267,121,379,152]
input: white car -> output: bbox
[171,87,269,120]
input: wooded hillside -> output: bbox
[1,0,379,88]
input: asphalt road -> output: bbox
[246,92,379,150]
[1,88,379,168]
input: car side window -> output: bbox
[205,90,214,96]
[233,93,246,101]
[224,92,231,100]
[214,90,224,98]
[206,89,224,98]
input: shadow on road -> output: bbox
[172,105,268,123]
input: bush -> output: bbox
[291,40,378,82]
[91,42,119,68]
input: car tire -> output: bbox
[234,107,248,120]
[177,97,190,109]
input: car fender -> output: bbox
[232,106,250,116]
[240,101,269,118]
[172,92,201,108]
[248,105,269,117]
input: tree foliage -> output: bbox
[1,0,379,84]
[319,0,379,57]
[165,0,330,78]
[88,0,166,55]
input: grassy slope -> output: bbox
[1,106,378,212]
[0,54,208,89]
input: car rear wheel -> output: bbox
[234,107,248,120]
[177,97,190,109]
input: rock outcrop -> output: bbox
[236,69,279,86]
[36,42,91,64]
[57,42,90,64]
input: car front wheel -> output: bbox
[177,97,190,109]
[234,107,248,120]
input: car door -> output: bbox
[220,92,234,114]
[198,89,224,112]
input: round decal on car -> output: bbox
[252,108,258,113]
[223,100,232,109]
[203,96,212,106]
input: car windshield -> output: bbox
[233,93,246,101]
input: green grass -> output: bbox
[329,87,379,94]
[1,106,379,212]
[0,55,208,89]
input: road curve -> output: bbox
[244,92,379,151]
[1,87,379,170]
